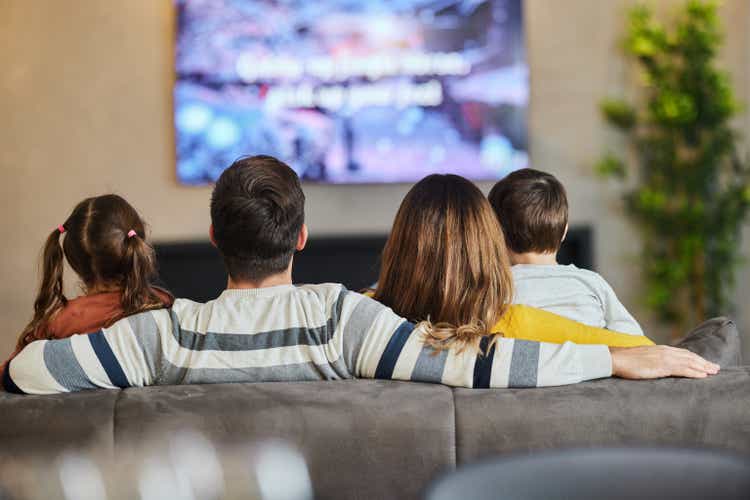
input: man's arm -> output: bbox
[341,292,719,388]
[3,309,171,395]
[610,345,720,379]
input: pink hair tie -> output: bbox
[127,230,137,238]
[57,225,66,234]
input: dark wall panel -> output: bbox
[154,228,592,302]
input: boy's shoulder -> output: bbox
[557,265,613,289]
[563,264,606,281]
[513,263,589,276]
[512,264,612,289]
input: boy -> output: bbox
[488,168,643,335]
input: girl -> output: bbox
[1,195,173,376]
[373,174,655,352]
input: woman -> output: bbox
[374,174,658,352]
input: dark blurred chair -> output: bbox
[426,447,750,500]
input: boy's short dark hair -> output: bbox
[210,155,305,281]
[487,168,568,254]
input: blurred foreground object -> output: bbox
[426,447,750,500]
[0,430,312,500]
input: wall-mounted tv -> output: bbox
[174,0,528,185]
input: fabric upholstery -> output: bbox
[2,341,750,499]
[0,389,118,456]
[2,372,750,499]
[113,380,455,500]
[454,367,750,464]
[673,317,742,367]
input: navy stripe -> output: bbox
[2,362,24,394]
[472,337,496,389]
[88,331,130,388]
[374,321,414,379]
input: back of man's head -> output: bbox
[487,168,568,255]
[210,155,305,281]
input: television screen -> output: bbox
[174,0,528,184]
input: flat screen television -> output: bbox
[174,0,528,184]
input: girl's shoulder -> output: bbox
[49,287,174,337]
[49,292,125,338]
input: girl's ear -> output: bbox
[209,225,217,248]
[296,224,308,251]
[561,224,569,243]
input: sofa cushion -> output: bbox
[673,317,742,367]
[454,367,750,463]
[0,389,118,457]
[113,380,455,500]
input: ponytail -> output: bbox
[120,230,162,315]
[16,228,69,350]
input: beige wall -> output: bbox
[1,0,749,354]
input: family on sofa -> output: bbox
[1,155,722,394]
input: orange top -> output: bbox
[1,287,173,379]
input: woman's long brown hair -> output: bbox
[16,195,165,350]
[374,174,514,353]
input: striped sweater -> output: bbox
[3,284,612,395]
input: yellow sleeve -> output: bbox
[493,305,655,347]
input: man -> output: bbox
[3,156,718,394]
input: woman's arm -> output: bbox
[494,305,654,347]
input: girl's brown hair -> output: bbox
[374,174,514,353]
[16,195,164,350]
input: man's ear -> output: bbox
[209,225,217,248]
[296,224,308,251]
[561,224,569,243]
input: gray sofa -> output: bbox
[3,369,750,500]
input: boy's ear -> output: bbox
[209,225,217,248]
[561,224,569,243]
[296,224,308,251]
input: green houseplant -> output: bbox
[596,0,750,332]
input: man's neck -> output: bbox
[227,270,293,290]
[510,251,558,265]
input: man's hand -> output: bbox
[610,345,720,379]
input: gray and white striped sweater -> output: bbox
[3,284,612,395]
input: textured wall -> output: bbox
[1,0,749,355]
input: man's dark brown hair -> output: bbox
[487,168,568,254]
[210,155,305,281]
